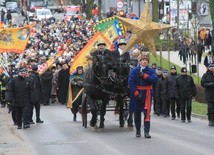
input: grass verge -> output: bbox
[192,101,207,116]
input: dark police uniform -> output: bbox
[176,67,196,122]
[201,64,214,126]
[11,68,34,129]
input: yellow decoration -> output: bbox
[116,0,173,56]
[0,25,33,53]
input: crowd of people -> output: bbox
[0,15,96,129]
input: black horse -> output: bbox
[82,50,138,128]
[83,50,115,128]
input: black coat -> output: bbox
[30,72,42,102]
[57,68,70,104]
[160,77,168,101]
[155,75,167,102]
[91,49,115,69]
[166,73,179,98]
[112,50,130,63]
[11,76,34,106]
[201,71,214,102]
[176,75,196,99]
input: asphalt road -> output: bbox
[21,103,214,155]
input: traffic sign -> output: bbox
[117,1,124,8]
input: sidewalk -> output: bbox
[157,51,207,77]
[0,107,34,155]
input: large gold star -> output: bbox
[116,0,173,57]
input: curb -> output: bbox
[192,113,207,120]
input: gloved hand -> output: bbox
[134,90,141,103]
[139,72,149,79]
[136,95,142,103]
[139,72,145,78]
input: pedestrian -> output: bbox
[40,68,53,105]
[0,68,7,108]
[197,41,204,63]
[166,65,180,120]
[6,70,17,125]
[6,10,12,25]
[201,64,214,126]
[204,51,214,69]
[70,66,84,121]
[176,67,196,123]
[161,70,170,117]
[128,52,157,138]
[154,67,163,116]
[29,65,44,124]
[11,67,34,129]
[151,63,157,114]
[51,65,57,103]
[1,9,5,22]
[57,62,70,105]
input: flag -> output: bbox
[0,25,33,53]
[93,17,124,43]
[67,31,112,108]
[38,50,65,75]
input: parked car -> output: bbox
[64,6,82,21]
[33,8,55,21]
[6,2,18,13]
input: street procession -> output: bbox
[0,0,214,154]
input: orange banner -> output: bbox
[0,25,33,53]
[38,50,65,75]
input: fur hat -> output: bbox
[138,52,149,62]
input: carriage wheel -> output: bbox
[81,93,88,128]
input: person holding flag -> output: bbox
[128,52,157,138]
[70,66,84,121]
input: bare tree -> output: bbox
[152,0,159,22]
[210,0,214,28]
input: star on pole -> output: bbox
[116,0,173,57]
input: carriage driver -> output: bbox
[128,52,157,138]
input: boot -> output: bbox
[90,117,97,127]
[136,130,141,137]
[144,133,151,138]
[73,114,77,121]
[208,121,214,127]
[36,119,44,123]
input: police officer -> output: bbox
[154,67,163,115]
[11,67,34,129]
[176,67,196,123]
[161,70,170,117]
[128,52,157,138]
[166,65,180,120]
[201,64,214,126]
[29,65,44,124]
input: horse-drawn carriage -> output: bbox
[79,47,138,129]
